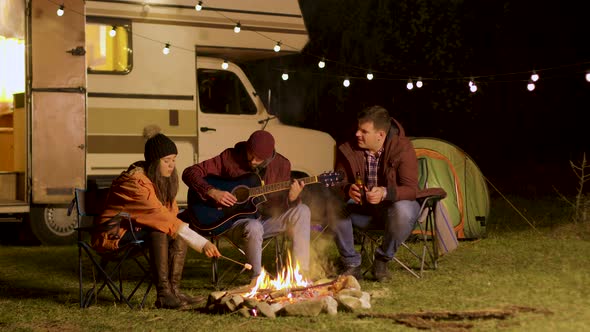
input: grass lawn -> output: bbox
[1,195,589,331]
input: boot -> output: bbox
[372,258,392,282]
[169,237,202,305]
[149,231,183,309]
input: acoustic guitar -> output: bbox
[185,171,343,236]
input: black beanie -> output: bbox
[143,125,178,163]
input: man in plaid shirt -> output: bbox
[330,105,420,282]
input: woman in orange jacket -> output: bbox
[94,125,220,309]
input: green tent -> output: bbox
[412,137,490,239]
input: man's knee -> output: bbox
[389,201,419,225]
[292,204,311,224]
[243,221,264,240]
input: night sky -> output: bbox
[245,0,590,196]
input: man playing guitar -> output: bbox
[181,130,310,281]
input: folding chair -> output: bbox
[68,188,153,308]
[354,157,447,278]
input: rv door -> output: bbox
[28,0,86,244]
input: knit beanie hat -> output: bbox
[143,125,178,163]
[246,130,275,160]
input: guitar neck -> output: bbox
[249,176,318,197]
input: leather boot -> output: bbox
[150,231,183,309]
[372,258,392,282]
[169,237,202,305]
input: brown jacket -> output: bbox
[92,163,183,252]
[182,141,295,216]
[335,117,418,202]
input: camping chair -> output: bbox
[354,158,447,279]
[68,188,153,309]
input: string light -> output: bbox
[527,80,535,91]
[416,77,423,88]
[45,0,586,95]
[57,5,64,16]
[468,79,478,92]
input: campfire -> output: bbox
[206,252,371,318]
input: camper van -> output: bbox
[0,0,336,245]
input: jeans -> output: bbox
[332,200,420,267]
[224,203,311,277]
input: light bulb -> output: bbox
[234,22,241,33]
[470,84,478,93]
[586,72,590,82]
[343,78,350,87]
[527,82,535,91]
[406,79,414,90]
[366,72,374,80]
[221,60,228,70]
[318,58,325,69]
[109,27,117,37]
[468,80,474,87]
[195,1,203,11]
[163,43,170,55]
[273,42,281,52]
[57,5,64,16]
[531,71,539,82]
[416,78,423,88]
[282,73,289,81]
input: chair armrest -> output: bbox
[416,188,447,200]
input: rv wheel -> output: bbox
[30,206,77,245]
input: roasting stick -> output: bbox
[219,255,252,270]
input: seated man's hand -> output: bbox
[349,183,365,204]
[208,188,237,207]
[366,186,387,205]
[288,179,305,202]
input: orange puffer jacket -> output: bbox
[91,163,183,252]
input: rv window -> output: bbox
[197,69,257,115]
[86,19,132,74]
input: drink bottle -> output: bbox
[355,171,365,205]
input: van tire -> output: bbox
[29,206,77,245]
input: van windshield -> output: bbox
[197,69,257,115]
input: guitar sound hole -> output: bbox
[233,186,251,203]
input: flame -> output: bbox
[244,251,310,298]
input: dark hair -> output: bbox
[358,105,392,133]
[145,160,179,208]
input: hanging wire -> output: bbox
[40,0,590,87]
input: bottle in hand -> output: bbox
[355,171,365,205]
